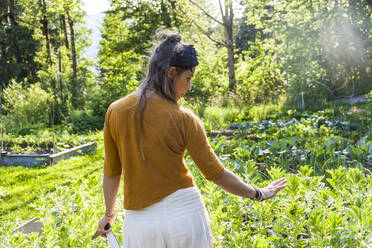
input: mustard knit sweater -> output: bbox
[103,94,224,210]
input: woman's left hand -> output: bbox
[261,177,287,200]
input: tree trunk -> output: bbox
[7,0,18,26]
[58,51,63,102]
[222,0,236,93]
[170,0,180,30]
[67,13,77,80]
[0,83,2,112]
[7,0,22,65]
[184,0,237,93]
[41,0,52,65]
[60,14,69,49]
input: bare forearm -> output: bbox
[103,174,121,215]
[212,169,256,199]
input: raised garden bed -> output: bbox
[0,142,97,166]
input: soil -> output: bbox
[209,130,235,138]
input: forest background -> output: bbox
[0,0,371,135]
[1,1,371,247]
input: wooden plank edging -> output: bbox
[49,141,97,165]
[0,142,97,166]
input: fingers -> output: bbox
[270,177,287,186]
[98,227,110,238]
[269,178,286,189]
[98,217,113,238]
[98,224,108,238]
[272,178,287,192]
[260,177,287,200]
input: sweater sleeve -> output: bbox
[103,105,122,177]
[184,111,224,181]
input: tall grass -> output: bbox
[247,96,286,121]
[194,95,286,131]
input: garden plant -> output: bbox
[1,100,371,247]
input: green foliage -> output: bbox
[0,24,40,87]
[67,59,96,110]
[202,105,242,131]
[1,102,371,247]
[94,0,189,117]
[0,0,93,127]
[2,81,51,133]
[235,40,285,104]
[183,37,229,103]
[38,70,71,125]
[196,164,370,247]
[235,6,258,56]
[247,98,286,121]
[68,110,104,134]
[2,128,96,153]
[2,0,371,131]
[115,0,184,54]
[0,132,112,247]
[245,0,372,106]
[94,6,144,116]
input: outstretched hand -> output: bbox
[261,177,287,200]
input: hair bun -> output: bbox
[166,33,182,43]
[155,28,182,43]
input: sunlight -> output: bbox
[81,0,110,15]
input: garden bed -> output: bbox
[0,130,99,166]
[0,142,97,166]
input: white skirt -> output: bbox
[123,187,215,248]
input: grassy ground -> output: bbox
[0,99,371,247]
[0,133,115,248]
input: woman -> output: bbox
[97,31,286,247]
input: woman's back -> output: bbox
[104,94,224,210]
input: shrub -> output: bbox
[235,42,285,105]
[68,110,104,134]
[2,81,51,133]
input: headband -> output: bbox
[170,45,199,69]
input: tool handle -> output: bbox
[104,223,111,230]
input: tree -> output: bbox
[115,0,184,54]
[40,0,53,65]
[179,0,238,92]
[67,12,77,81]
[245,0,372,105]
[235,5,272,59]
[94,2,142,117]
[0,0,41,110]
[1,0,92,125]
[94,0,185,116]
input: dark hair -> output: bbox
[136,30,197,159]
